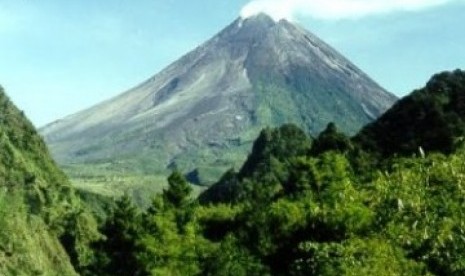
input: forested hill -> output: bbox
[356,69,465,157]
[82,69,465,275]
[201,70,465,204]
[0,86,99,275]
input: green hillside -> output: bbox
[0,86,100,275]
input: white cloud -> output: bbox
[240,0,460,20]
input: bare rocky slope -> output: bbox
[41,14,397,185]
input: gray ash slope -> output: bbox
[41,14,396,183]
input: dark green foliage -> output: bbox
[198,168,240,204]
[356,69,465,157]
[202,236,270,276]
[200,124,312,204]
[88,195,142,276]
[310,122,353,156]
[163,170,193,208]
[58,205,101,273]
[239,124,312,179]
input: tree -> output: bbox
[163,171,192,208]
[310,122,353,156]
[137,172,214,275]
[89,195,142,276]
[239,124,312,179]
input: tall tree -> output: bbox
[163,171,192,208]
[89,195,142,276]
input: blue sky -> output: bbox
[1,0,464,126]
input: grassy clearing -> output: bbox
[68,167,205,208]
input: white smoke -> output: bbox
[240,0,458,21]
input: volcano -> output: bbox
[41,14,397,185]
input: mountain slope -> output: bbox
[0,86,99,275]
[41,14,396,187]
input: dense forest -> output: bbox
[2,69,465,275]
[84,69,465,275]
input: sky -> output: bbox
[1,0,464,127]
